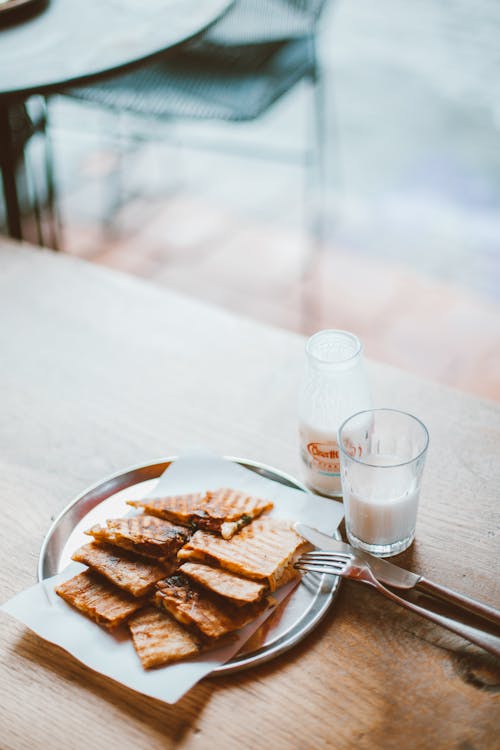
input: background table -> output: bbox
[0,239,499,750]
[0,0,231,238]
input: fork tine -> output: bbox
[299,552,353,564]
[295,548,353,577]
[301,550,353,560]
[295,559,346,569]
[295,564,344,576]
[294,560,347,576]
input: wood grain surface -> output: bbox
[0,240,499,750]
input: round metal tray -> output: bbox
[39,456,341,675]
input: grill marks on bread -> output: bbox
[154,573,267,639]
[72,542,170,597]
[127,493,206,526]
[55,571,145,628]
[128,607,202,669]
[179,561,266,605]
[128,488,273,538]
[202,488,274,538]
[85,515,190,559]
[177,517,306,591]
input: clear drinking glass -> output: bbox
[338,408,429,556]
[299,330,371,497]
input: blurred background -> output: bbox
[9,0,500,400]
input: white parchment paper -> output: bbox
[1,453,344,703]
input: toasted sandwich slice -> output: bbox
[177,517,307,591]
[128,489,273,538]
[201,488,274,538]
[179,562,266,605]
[129,606,202,669]
[127,492,207,526]
[55,571,145,628]
[154,574,267,639]
[85,515,190,560]
[72,542,170,597]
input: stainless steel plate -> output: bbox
[39,456,341,675]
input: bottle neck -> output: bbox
[306,350,363,376]
[305,329,363,373]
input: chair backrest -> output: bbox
[202,0,328,47]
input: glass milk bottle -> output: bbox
[299,330,371,497]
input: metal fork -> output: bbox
[295,551,500,658]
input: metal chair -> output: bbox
[57,0,329,248]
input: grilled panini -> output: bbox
[129,488,273,538]
[154,574,267,639]
[202,488,274,538]
[129,606,202,669]
[127,492,207,525]
[55,571,145,628]
[179,562,266,605]
[177,517,307,591]
[72,542,170,597]
[85,515,190,560]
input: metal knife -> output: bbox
[295,523,500,628]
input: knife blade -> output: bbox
[294,523,500,628]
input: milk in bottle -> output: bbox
[299,330,371,497]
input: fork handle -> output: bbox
[416,578,500,627]
[372,579,500,658]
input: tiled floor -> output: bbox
[5,0,500,402]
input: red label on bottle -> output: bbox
[306,441,340,474]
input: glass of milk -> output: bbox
[299,330,372,497]
[338,408,429,557]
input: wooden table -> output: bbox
[0,239,499,750]
[0,0,231,239]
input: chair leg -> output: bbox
[22,146,44,246]
[0,102,23,240]
[41,97,62,250]
[44,103,61,249]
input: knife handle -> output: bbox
[416,578,500,628]
[370,580,500,658]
